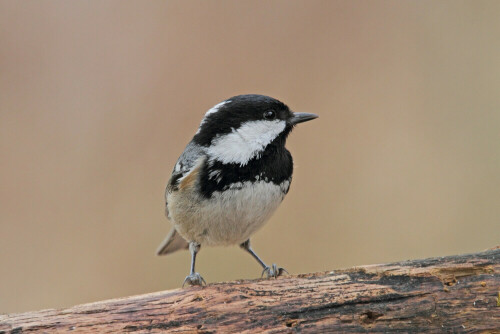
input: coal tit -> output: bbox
[157,94,318,286]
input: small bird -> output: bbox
[157,94,318,286]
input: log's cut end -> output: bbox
[1,247,499,333]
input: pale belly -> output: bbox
[167,180,289,246]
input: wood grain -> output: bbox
[1,247,499,333]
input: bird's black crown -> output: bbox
[193,94,293,147]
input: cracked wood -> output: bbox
[1,247,499,333]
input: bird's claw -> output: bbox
[183,272,206,287]
[261,263,288,278]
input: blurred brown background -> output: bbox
[1,0,499,313]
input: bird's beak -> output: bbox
[290,112,319,125]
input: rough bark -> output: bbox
[1,247,499,333]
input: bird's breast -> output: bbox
[168,179,290,246]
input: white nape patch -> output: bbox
[205,101,228,117]
[196,101,229,134]
[207,120,286,165]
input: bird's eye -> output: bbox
[263,110,276,120]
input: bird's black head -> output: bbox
[193,94,317,166]
[193,94,317,144]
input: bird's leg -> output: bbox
[183,241,206,287]
[240,239,288,279]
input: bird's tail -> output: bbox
[156,228,189,256]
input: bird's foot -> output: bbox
[183,272,206,287]
[261,264,288,279]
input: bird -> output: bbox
[156,94,318,286]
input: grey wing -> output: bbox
[164,142,205,219]
[158,142,205,256]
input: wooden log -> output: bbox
[1,247,499,333]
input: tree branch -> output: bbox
[1,247,499,333]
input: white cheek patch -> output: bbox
[207,120,286,165]
[196,101,229,134]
